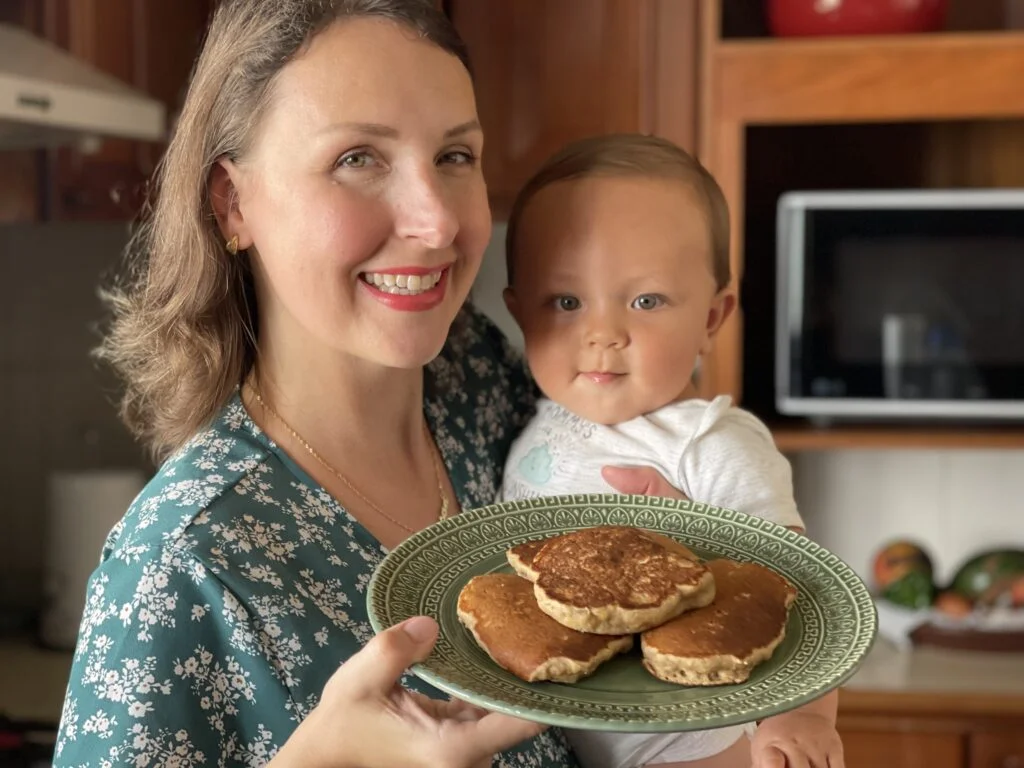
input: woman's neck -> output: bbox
[243,333,453,548]
[251,336,427,457]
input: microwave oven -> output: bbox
[775,188,1024,423]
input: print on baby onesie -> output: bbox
[518,444,554,485]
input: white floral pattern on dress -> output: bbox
[55,306,577,768]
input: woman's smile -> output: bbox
[360,266,447,294]
[358,265,451,311]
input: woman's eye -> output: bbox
[554,296,581,312]
[632,294,664,311]
[439,149,477,166]
[336,151,375,170]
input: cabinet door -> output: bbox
[32,0,209,220]
[39,0,147,219]
[447,0,699,214]
[0,1,45,221]
[971,730,1024,768]
[840,727,967,768]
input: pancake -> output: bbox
[530,526,715,635]
[638,531,700,563]
[507,539,547,581]
[509,530,700,583]
[457,573,633,683]
[641,558,798,685]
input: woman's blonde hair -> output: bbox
[97,0,469,462]
[505,133,731,291]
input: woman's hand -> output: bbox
[273,616,545,768]
[601,465,688,500]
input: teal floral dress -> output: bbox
[54,306,578,768]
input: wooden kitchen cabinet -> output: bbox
[1,0,210,221]
[970,730,1024,768]
[839,721,1024,768]
[839,720,967,768]
[695,0,1024,422]
[838,689,1024,768]
[41,0,211,220]
[446,0,701,216]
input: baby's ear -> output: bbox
[503,287,520,323]
[700,287,737,354]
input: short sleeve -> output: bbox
[55,543,295,767]
[678,408,804,530]
[565,724,753,768]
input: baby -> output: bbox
[499,134,843,768]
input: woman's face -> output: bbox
[231,18,489,370]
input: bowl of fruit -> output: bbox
[872,540,1024,652]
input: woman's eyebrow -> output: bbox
[318,121,399,138]
[444,119,482,139]
[316,119,481,140]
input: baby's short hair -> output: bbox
[504,133,731,291]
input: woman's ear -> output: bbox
[209,158,252,249]
[699,287,738,356]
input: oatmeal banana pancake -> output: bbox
[508,530,699,583]
[457,573,633,683]
[507,539,547,581]
[641,558,798,685]
[530,526,714,635]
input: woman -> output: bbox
[54,1,663,765]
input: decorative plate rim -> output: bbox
[367,493,878,732]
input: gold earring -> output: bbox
[226,234,239,255]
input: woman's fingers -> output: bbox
[332,616,439,699]
[454,711,547,760]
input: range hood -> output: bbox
[0,23,166,150]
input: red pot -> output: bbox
[767,0,949,37]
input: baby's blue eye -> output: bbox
[632,294,663,311]
[555,296,581,312]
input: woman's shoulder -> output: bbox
[103,396,280,562]
[428,303,536,423]
[104,393,377,588]
[435,303,525,376]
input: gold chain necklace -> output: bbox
[245,384,450,534]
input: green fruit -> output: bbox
[950,549,1024,601]
[882,569,936,610]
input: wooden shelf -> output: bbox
[700,25,1024,425]
[712,30,1024,125]
[771,423,1024,452]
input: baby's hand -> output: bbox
[600,465,688,500]
[750,710,844,768]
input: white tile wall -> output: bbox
[474,223,1024,588]
[0,223,146,602]
[793,449,1024,586]
[475,222,522,348]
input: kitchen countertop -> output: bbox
[1,636,1022,725]
[840,636,1024,717]
[0,638,72,724]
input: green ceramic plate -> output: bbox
[367,494,877,732]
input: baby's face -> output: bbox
[506,175,734,425]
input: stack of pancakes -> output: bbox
[457,525,797,685]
